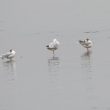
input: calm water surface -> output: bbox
[0,0,110,110]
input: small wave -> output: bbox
[84,31,99,33]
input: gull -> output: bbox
[46,39,60,54]
[0,49,16,60]
[79,38,93,51]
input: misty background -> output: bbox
[0,0,110,110]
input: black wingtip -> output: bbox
[46,45,49,47]
[79,40,82,43]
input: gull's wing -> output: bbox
[49,42,54,48]
[7,53,15,58]
[1,52,11,58]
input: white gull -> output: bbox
[46,39,60,54]
[0,49,16,60]
[79,38,93,50]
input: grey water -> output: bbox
[0,0,110,110]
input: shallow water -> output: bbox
[0,0,110,110]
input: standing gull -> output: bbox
[0,49,16,60]
[46,39,60,54]
[79,38,93,51]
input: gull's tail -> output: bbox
[46,45,49,47]
[79,40,85,45]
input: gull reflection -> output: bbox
[81,50,93,89]
[81,50,92,75]
[81,51,97,109]
[48,56,62,97]
[48,56,60,72]
[2,60,17,81]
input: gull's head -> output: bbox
[53,38,60,45]
[10,49,16,54]
[10,49,13,52]
[53,38,57,42]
